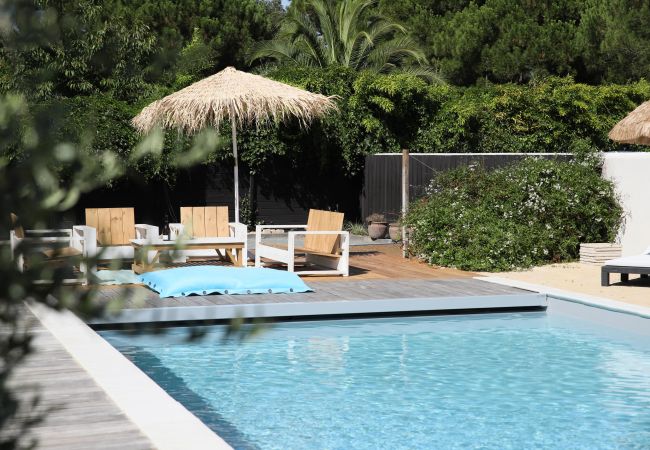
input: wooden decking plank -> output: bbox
[97,277,529,310]
[1,312,151,450]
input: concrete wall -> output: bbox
[602,152,650,256]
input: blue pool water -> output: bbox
[100,312,650,450]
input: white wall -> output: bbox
[602,152,650,256]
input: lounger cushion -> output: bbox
[139,265,312,298]
[604,255,650,268]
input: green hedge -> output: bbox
[266,68,650,178]
[26,70,650,183]
[404,157,624,272]
[413,78,650,154]
[33,95,139,160]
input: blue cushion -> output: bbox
[138,266,312,298]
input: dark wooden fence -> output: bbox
[361,153,573,222]
[70,158,362,230]
[49,152,571,231]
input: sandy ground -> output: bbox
[483,262,650,308]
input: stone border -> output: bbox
[27,302,232,450]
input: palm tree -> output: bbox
[249,0,442,81]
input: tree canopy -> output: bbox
[379,0,650,85]
[250,0,439,80]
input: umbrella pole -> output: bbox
[232,124,240,223]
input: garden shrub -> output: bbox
[404,157,623,272]
[412,77,650,154]
[268,68,650,180]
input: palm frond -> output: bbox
[250,0,443,83]
[365,35,429,69]
[391,65,446,84]
[249,40,302,66]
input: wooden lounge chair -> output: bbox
[9,213,86,282]
[72,208,157,270]
[169,206,248,266]
[601,247,650,286]
[254,209,350,276]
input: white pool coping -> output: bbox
[27,302,232,450]
[476,276,650,319]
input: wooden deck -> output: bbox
[0,309,151,450]
[95,278,531,310]
[152,244,474,281]
[307,244,476,281]
[85,244,544,325]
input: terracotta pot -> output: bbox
[368,222,388,240]
[389,223,402,241]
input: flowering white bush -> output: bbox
[404,157,623,271]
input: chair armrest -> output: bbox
[287,231,350,253]
[256,224,308,230]
[169,223,185,240]
[255,224,308,246]
[289,231,349,236]
[135,224,159,240]
[73,225,96,257]
[228,221,248,240]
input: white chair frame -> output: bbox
[254,225,350,276]
[10,227,87,283]
[72,224,159,273]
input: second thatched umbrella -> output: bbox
[609,100,650,146]
[132,66,337,222]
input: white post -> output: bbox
[402,148,409,258]
[232,124,240,223]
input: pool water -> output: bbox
[100,312,650,450]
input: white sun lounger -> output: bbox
[601,246,650,286]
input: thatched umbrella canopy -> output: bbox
[132,66,338,222]
[609,100,650,145]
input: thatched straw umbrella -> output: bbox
[609,100,650,145]
[132,67,337,222]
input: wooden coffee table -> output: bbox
[130,238,246,274]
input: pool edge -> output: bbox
[26,302,233,450]
[90,293,548,325]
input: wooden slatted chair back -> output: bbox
[304,209,344,255]
[85,208,135,246]
[180,206,229,238]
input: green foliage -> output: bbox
[0,0,156,100]
[124,0,282,84]
[0,91,224,447]
[266,69,650,173]
[344,221,368,236]
[251,0,440,81]
[264,66,440,174]
[404,157,624,272]
[0,92,126,447]
[379,0,650,85]
[413,77,650,153]
[32,95,139,159]
[576,0,650,84]
[12,66,644,187]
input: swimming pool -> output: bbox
[100,311,650,450]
